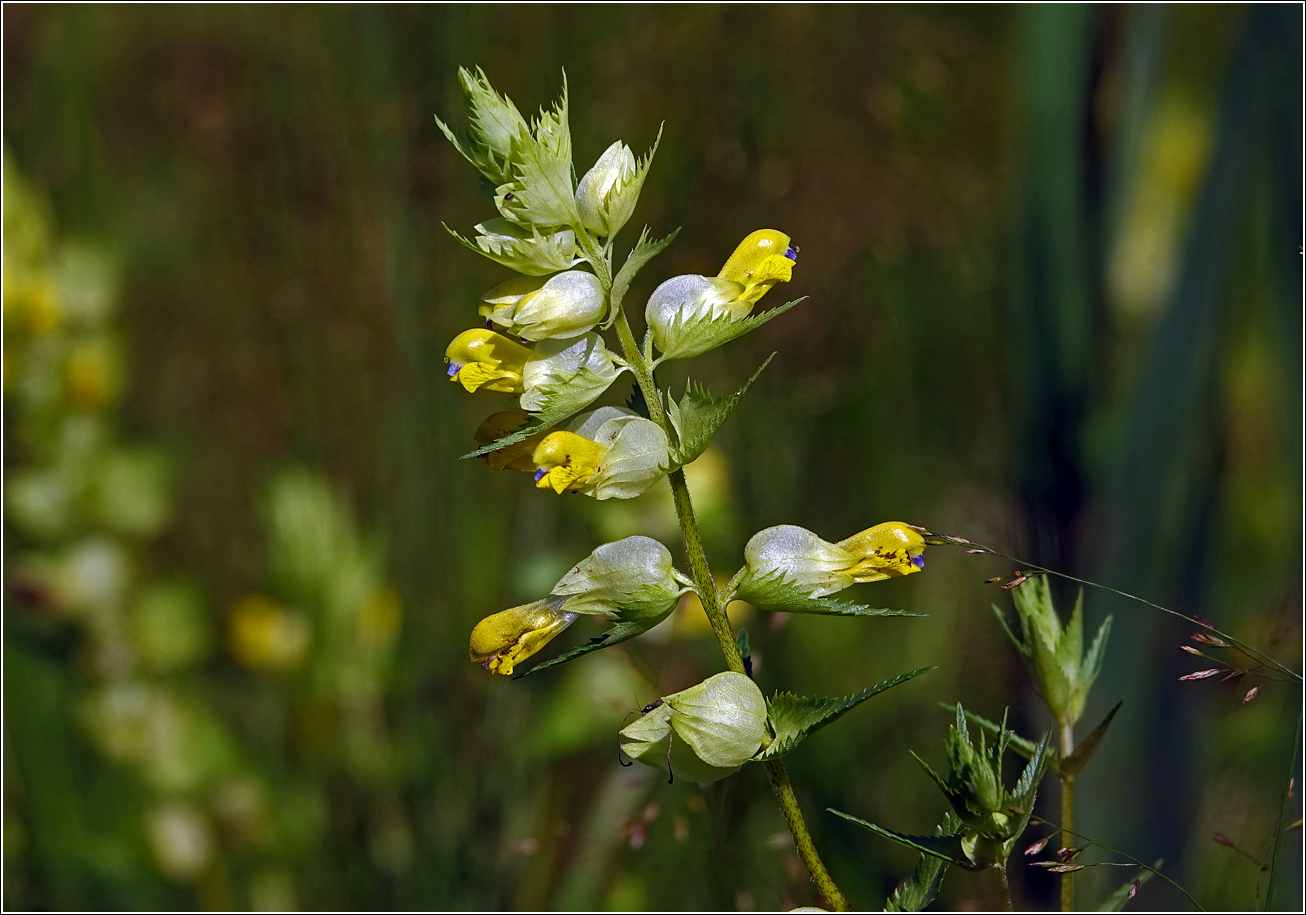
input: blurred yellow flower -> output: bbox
[227,594,311,671]
[65,341,117,410]
[358,585,403,650]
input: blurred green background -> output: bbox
[3,4,1301,911]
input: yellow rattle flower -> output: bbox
[469,597,577,676]
[444,328,531,393]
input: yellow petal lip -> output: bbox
[836,521,927,582]
[717,229,796,305]
[469,599,576,676]
[444,328,530,393]
[531,431,606,494]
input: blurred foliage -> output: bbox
[3,5,1301,911]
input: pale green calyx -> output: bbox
[995,577,1112,728]
[740,525,861,599]
[520,333,622,413]
[644,274,749,360]
[576,139,653,238]
[448,218,580,276]
[480,270,605,341]
[620,672,770,783]
[551,535,685,624]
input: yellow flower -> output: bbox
[227,594,311,671]
[474,410,546,472]
[530,407,670,499]
[835,522,928,582]
[444,328,531,393]
[740,521,926,600]
[469,536,686,676]
[469,597,577,676]
[532,430,607,493]
[645,229,797,360]
[717,229,797,305]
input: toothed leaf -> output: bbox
[756,667,934,761]
[736,569,922,618]
[609,227,679,326]
[461,366,624,460]
[665,354,773,469]
[652,296,807,362]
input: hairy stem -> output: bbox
[606,277,847,910]
[766,760,850,911]
[994,862,1014,912]
[1060,721,1075,912]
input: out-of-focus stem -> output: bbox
[994,862,1014,912]
[1059,721,1076,912]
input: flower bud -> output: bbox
[738,522,926,602]
[645,230,797,360]
[551,535,683,625]
[620,672,770,782]
[576,141,640,238]
[462,219,580,276]
[444,329,531,393]
[469,597,578,676]
[480,270,604,341]
[532,408,670,499]
[520,332,620,412]
[999,577,1111,728]
[456,67,528,173]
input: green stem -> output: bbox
[994,862,1014,912]
[765,760,850,911]
[1059,721,1075,912]
[602,262,847,911]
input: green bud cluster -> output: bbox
[995,577,1112,729]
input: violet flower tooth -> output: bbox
[447,363,463,377]
[912,554,926,569]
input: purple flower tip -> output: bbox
[447,362,462,377]
[533,468,548,483]
[911,553,925,569]
[784,245,798,262]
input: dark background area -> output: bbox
[3,4,1302,911]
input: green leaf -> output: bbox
[444,220,578,276]
[992,603,1027,656]
[1096,859,1159,911]
[1011,728,1053,814]
[757,668,934,761]
[1082,615,1113,690]
[609,227,679,326]
[885,812,965,912]
[665,354,773,469]
[829,809,973,870]
[736,569,922,618]
[653,296,807,362]
[496,76,578,228]
[460,366,624,460]
[513,618,651,678]
[1060,700,1122,778]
